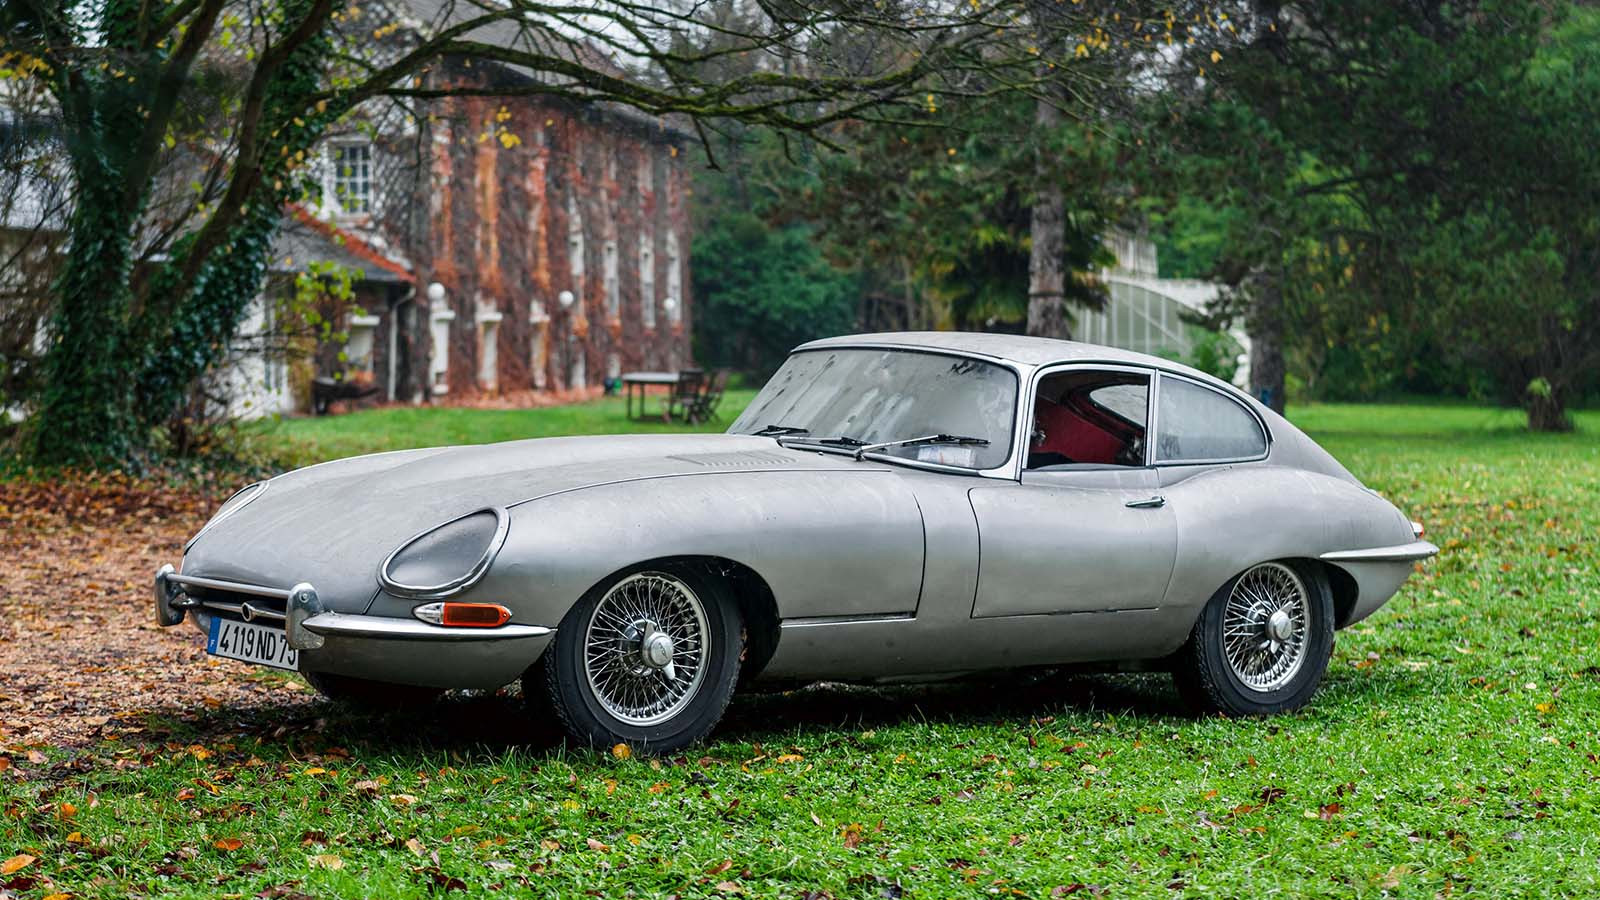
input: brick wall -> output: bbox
[397,68,693,400]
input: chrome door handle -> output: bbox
[1125,495,1166,509]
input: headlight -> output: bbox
[378,507,509,599]
[185,480,269,551]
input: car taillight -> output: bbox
[412,601,512,628]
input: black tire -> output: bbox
[1172,560,1335,716]
[302,671,444,709]
[529,564,744,754]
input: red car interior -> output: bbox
[1030,389,1144,465]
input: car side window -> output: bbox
[1027,370,1150,470]
[1155,376,1267,463]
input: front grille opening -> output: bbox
[187,587,288,625]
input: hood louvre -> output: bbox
[665,450,794,468]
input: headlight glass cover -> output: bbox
[185,480,268,551]
[379,507,509,599]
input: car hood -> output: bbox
[182,433,863,609]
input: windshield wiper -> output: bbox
[751,423,810,437]
[815,435,867,448]
[853,433,990,460]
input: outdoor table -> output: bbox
[621,371,679,420]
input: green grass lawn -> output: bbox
[6,402,1600,898]
[253,388,759,466]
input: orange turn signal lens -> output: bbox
[412,601,511,628]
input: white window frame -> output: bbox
[665,230,682,326]
[639,231,656,329]
[325,141,374,219]
[603,239,620,320]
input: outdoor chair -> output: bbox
[689,369,729,424]
[664,369,705,423]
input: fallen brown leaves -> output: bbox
[0,474,315,749]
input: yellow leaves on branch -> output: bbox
[0,51,54,79]
[477,106,524,149]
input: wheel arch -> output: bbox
[1173,555,1338,637]
[1321,561,1361,628]
[570,554,782,686]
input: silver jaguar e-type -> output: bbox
[155,332,1436,751]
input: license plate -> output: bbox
[207,617,299,671]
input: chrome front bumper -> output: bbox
[154,564,552,652]
[155,564,329,649]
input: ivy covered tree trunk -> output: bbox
[22,44,167,465]
[14,0,336,467]
[1525,378,1573,433]
[27,175,145,464]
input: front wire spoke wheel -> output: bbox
[1221,562,1311,693]
[582,572,710,727]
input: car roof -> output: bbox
[796,331,1226,383]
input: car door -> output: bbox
[968,365,1178,618]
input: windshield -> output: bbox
[730,348,1017,470]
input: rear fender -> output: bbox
[1159,465,1417,642]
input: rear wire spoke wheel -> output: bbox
[1173,560,1334,716]
[1222,562,1311,692]
[531,565,743,754]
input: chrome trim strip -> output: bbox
[166,572,293,600]
[781,613,915,628]
[1321,540,1440,563]
[301,612,552,641]
[377,506,511,600]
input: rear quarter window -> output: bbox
[1155,376,1268,463]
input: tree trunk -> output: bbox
[1026,96,1070,339]
[22,179,144,465]
[1526,382,1572,432]
[1247,267,1287,414]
